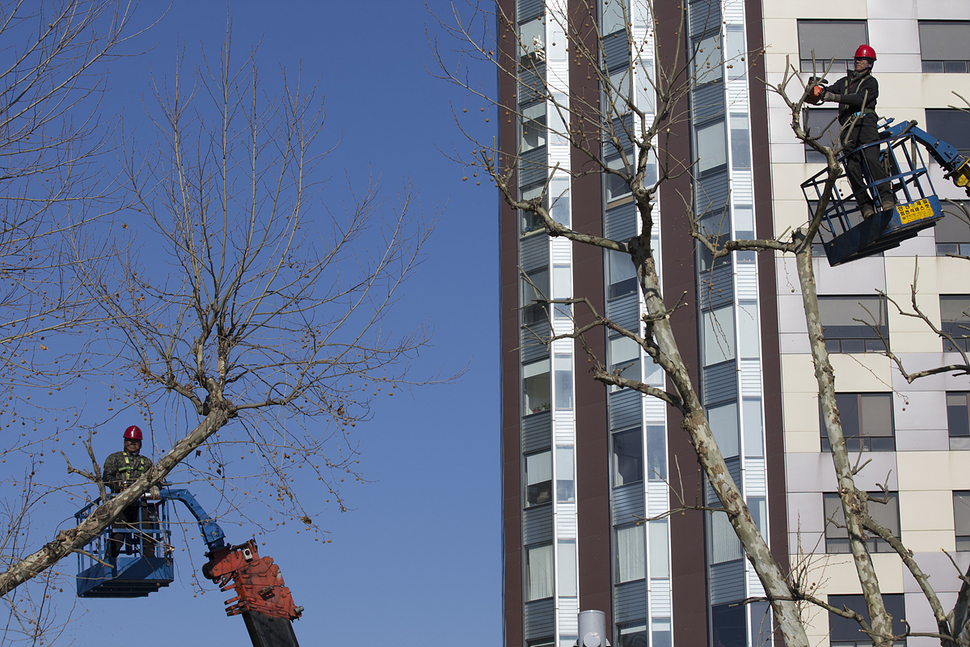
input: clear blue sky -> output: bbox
[35,1,501,645]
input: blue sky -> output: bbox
[19,1,501,645]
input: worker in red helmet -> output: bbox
[809,44,894,218]
[103,425,155,558]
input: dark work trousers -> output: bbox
[108,502,157,559]
[841,119,893,206]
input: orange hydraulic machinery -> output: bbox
[203,539,304,646]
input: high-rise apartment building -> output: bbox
[498,2,970,647]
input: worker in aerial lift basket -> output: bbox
[809,44,895,219]
[102,425,156,558]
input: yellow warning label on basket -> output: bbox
[897,198,933,225]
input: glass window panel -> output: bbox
[709,402,740,458]
[823,393,894,452]
[556,446,575,502]
[750,601,773,647]
[526,543,554,600]
[549,178,570,226]
[693,34,722,85]
[554,354,573,410]
[652,620,672,647]
[712,604,746,647]
[749,496,767,537]
[606,68,634,116]
[709,510,743,563]
[919,22,970,64]
[731,114,751,169]
[947,392,970,438]
[696,119,727,174]
[619,626,648,647]
[635,67,656,114]
[797,20,867,73]
[519,17,545,61]
[819,296,888,354]
[600,0,628,37]
[523,358,551,416]
[743,398,764,457]
[941,295,970,352]
[738,301,760,358]
[829,594,906,644]
[646,425,666,480]
[937,202,970,246]
[558,540,577,596]
[605,155,632,202]
[648,519,669,578]
[616,524,645,583]
[613,428,643,486]
[926,110,970,157]
[726,26,746,79]
[521,267,549,325]
[735,206,755,240]
[526,451,553,507]
[519,182,547,235]
[609,335,641,389]
[955,492,970,550]
[702,304,736,366]
[804,107,841,163]
[825,492,899,553]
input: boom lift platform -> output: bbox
[801,118,970,266]
[75,488,303,647]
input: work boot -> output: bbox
[881,197,896,212]
[861,203,875,219]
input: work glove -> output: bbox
[823,91,840,103]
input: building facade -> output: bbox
[499,2,970,647]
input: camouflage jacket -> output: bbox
[102,450,153,491]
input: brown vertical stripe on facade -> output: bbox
[654,2,708,646]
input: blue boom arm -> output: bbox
[159,487,227,552]
[883,119,970,192]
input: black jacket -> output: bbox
[828,71,879,126]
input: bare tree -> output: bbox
[0,34,438,599]
[436,2,970,647]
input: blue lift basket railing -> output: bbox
[801,117,969,266]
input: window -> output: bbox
[819,295,888,353]
[615,523,645,583]
[519,17,545,64]
[618,624,648,647]
[711,603,746,647]
[947,392,970,450]
[824,492,899,553]
[520,103,547,153]
[556,446,575,502]
[695,119,727,175]
[804,108,841,163]
[925,110,970,158]
[955,492,970,551]
[525,543,554,601]
[936,201,970,256]
[525,451,552,507]
[605,155,632,202]
[821,393,895,452]
[919,22,970,73]
[646,425,666,481]
[558,540,577,596]
[829,594,906,647]
[609,335,641,390]
[613,427,643,486]
[554,355,573,410]
[608,249,637,300]
[522,358,551,416]
[600,0,628,37]
[941,295,970,352]
[702,304,736,366]
[725,26,747,79]
[519,182,547,236]
[797,20,868,74]
[521,267,549,326]
[730,115,751,169]
[692,34,722,85]
[708,509,743,563]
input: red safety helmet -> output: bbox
[855,44,877,61]
[123,425,143,441]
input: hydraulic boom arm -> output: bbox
[161,488,303,647]
[884,119,970,194]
